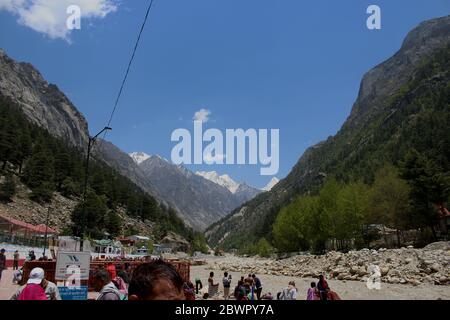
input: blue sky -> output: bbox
[0,0,449,188]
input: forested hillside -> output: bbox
[0,97,199,243]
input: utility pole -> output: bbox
[79,127,112,251]
[43,206,51,257]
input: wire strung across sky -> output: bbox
[101,0,156,143]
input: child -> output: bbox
[307,282,319,300]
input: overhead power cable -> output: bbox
[101,0,156,142]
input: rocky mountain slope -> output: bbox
[92,140,164,201]
[136,155,242,230]
[0,49,89,148]
[0,50,262,231]
[206,15,450,249]
[0,49,161,200]
[234,183,262,204]
[0,177,156,236]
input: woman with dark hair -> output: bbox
[183,281,196,300]
[307,282,320,300]
[234,279,246,299]
[208,271,219,297]
[317,275,330,300]
[128,260,185,300]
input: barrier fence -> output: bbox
[20,259,191,291]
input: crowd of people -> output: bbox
[306,275,341,300]
[202,270,341,301]
[6,260,187,300]
[10,267,61,300]
[1,246,342,301]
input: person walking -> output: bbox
[317,275,330,300]
[222,272,232,300]
[28,250,36,261]
[252,274,263,300]
[307,282,320,300]
[195,276,203,294]
[0,249,6,283]
[13,250,19,270]
[11,268,61,300]
[10,268,47,300]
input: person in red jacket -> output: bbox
[17,268,47,300]
[106,262,117,279]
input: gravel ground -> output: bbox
[191,256,450,300]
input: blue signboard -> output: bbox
[58,286,88,301]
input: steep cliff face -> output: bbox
[206,15,450,249]
[0,49,89,148]
[92,140,164,200]
[344,15,450,132]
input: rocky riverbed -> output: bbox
[207,242,450,287]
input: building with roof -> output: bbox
[0,214,57,248]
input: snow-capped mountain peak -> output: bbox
[196,171,240,194]
[129,152,151,165]
[263,177,279,191]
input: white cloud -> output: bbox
[0,0,117,41]
[193,108,211,123]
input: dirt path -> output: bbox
[0,269,19,300]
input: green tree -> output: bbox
[29,181,54,203]
[54,151,73,189]
[22,141,55,202]
[335,182,368,249]
[105,210,122,237]
[273,195,316,252]
[401,150,450,239]
[255,238,272,257]
[190,234,209,254]
[71,192,109,238]
[317,179,341,242]
[367,165,411,246]
[60,177,78,198]
[0,174,17,202]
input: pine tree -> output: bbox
[400,150,450,240]
[23,141,55,189]
[30,181,54,203]
[71,192,108,238]
[105,211,122,237]
[0,173,17,202]
[54,150,72,189]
